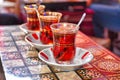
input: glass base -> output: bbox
[56,60,73,64]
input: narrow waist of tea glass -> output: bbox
[54,43,74,46]
[27,18,39,21]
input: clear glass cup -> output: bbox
[50,22,78,64]
[24,4,45,31]
[38,11,62,44]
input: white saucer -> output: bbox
[19,23,40,34]
[38,47,94,71]
[25,32,53,50]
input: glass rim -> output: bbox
[24,4,45,10]
[50,22,77,28]
[40,11,62,16]
[50,22,79,32]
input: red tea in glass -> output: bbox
[24,4,45,31]
[50,23,78,64]
[39,12,62,44]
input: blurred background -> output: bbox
[0,0,120,80]
[0,0,120,56]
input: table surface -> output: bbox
[0,25,120,80]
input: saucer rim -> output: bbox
[19,23,40,33]
[38,47,94,67]
[25,32,53,47]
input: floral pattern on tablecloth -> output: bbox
[0,26,120,80]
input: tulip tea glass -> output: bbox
[39,12,62,44]
[24,4,45,31]
[50,23,78,64]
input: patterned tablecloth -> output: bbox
[0,25,120,80]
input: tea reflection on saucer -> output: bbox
[25,32,53,50]
[38,47,94,71]
[19,23,40,34]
